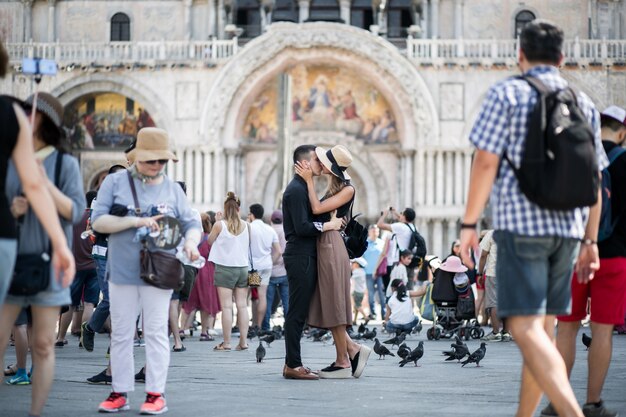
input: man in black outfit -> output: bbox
[281,145,342,380]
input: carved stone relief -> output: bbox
[439,82,464,121]
[176,81,199,120]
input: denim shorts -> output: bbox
[493,230,579,318]
[70,269,100,306]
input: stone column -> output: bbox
[447,218,458,249]
[430,0,439,38]
[444,152,453,206]
[203,150,212,204]
[184,0,193,40]
[175,149,185,181]
[47,0,56,41]
[435,150,444,206]
[208,0,216,38]
[299,0,310,23]
[185,149,195,202]
[217,0,225,39]
[415,149,426,207]
[226,149,236,192]
[403,152,414,209]
[433,219,443,260]
[214,149,224,201]
[454,150,463,205]
[454,0,463,39]
[21,0,33,42]
[340,0,351,24]
[425,150,435,206]
[194,148,203,204]
[421,0,429,39]
[463,151,472,203]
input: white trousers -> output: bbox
[109,282,172,394]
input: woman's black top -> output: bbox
[0,97,19,239]
[314,185,354,223]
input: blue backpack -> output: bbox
[598,146,626,242]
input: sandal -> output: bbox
[235,344,249,351]
[173,345,186,352]
[199,333,214,341]
[213,342,231,351]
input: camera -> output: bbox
[22,58,57,76]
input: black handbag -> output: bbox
[8,151,63,296]
[128,172,184,291]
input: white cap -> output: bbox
[601,106,626,127]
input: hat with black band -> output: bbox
[315,145,352,181]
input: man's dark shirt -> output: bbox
[282,175,321,257]
[599,140,626,258]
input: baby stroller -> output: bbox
[426,259,484,341]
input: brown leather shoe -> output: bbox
[283,365,320,380]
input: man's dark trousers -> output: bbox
[283,254,317,369]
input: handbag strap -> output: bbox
[126,171,142,216]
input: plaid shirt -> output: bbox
[470,65,608,239]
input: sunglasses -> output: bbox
[143,159,168,165]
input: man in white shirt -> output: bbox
[248,204,281,329]
[377,207,419,290]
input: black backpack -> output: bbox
[341,197,368,259]
[505,75,599,210]
[404,223,426,269]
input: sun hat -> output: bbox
[315,145,352,181]
[126,127,179,163]
[453,272,469,287]
[24,92,64,133]
[439,256,468,273]
[601,105,626,127]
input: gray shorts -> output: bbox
[0,238,18,307]
[214,264,248,289]
[494,230,579,318]
[484,275,498,309]
[259,268,272,286]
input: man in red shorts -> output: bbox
[545,105,626,417]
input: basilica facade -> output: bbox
[2,0,626,256]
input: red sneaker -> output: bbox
[98,392,129,413]
[140,392,168,415]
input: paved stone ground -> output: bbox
[1,324,625,417]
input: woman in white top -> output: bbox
[208,192,250,351]
[384,279,427,334]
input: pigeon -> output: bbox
[362,328,377,341]
[399,341,424,367]
[373,338,395,360]
[461,342,487,367]
[260,334,276,347]
[272,330,282,341]
[357,323,367,334]
[443,345,468,362]
[451,336,470,358]
[256,341,266,363]
[383,332,407,349]
[397,343,411,359]
[311,329,330,342]
[412,320,423,335]
[582,333,592,350]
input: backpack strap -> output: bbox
[606,146,626,165]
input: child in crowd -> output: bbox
[384,278,428,334]
[386,249,414,298]
[351,258,368,325]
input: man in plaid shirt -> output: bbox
[459,20,608,417]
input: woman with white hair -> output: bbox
[92,127,201,415]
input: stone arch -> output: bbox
[199,22,439,151]
[50,73,176,145]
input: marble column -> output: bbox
[433,219,443,260]
[454,0,463,39]
[226,150,236,192]
[463,151,472,204]
[454,151,463,205]
[194,149,203,204]
[299,0,310,23]
[340,0,351,24]
[184,0,193,40]
[421,0,429,39]
[217,0,225,39]
[404,152,414,209]
[22,0,33,42]
[447,218,458,249]
[175,149,185,181]
[430,0,439,38]
[203,150,213,204]
[208,0,216,38]
[435,150,444,206]
[185,149,195,202]
[47,0,56,41]
[214,149,224,202]
[444,152,453,206]
[415,149,426,207]
[425,150,435,206]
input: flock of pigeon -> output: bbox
[250,321,488,368]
